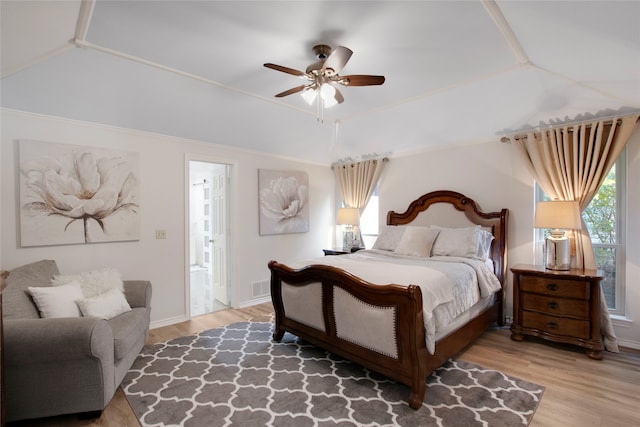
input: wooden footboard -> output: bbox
[269,260,430,409]
[268,190,508,410]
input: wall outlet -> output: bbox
[155,230,167,239]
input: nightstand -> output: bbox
[322,247,363,256]
[510,264,604,360]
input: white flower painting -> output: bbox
[19,140,140,246]
[259,169,309,235]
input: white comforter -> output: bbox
[290,249,501,353]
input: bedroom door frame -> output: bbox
[185,154,237,319]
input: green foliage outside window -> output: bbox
[583,167,616,245]
[583,166,617,309]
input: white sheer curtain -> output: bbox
[510,114,639,352]
[332,157,388,245]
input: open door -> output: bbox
[210,164,229,305]
[189,160,230,316]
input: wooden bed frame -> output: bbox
[268,190,508,409]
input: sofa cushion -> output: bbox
[77,289,132,320]
[51,268,124,298]
[4,260,60,320]
[108,307,149,362]
[28,281,84,318]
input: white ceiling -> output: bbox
[2,0,639,165]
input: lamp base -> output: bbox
[544,236,571,270]
[343,228,354,250]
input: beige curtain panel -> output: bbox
[511,114,640,352]
[332,158,388,211]
[513,115,638,270]
[332,157,388,245]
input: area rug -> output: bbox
[122,321,544,427]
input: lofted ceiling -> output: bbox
[1,0,639,165]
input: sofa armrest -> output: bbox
[123,280,152,308]
[3,317,114,365]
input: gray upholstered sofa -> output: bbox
[2,259,152,422]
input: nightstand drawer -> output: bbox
[520,276,589,299]
[521,293,589,319]
[522,311,590,339]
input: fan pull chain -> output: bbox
[317,95,324,123]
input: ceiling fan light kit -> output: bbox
[264,44,385,121]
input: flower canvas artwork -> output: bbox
[258,169,309,235]
[19,140,140,247]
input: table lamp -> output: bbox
[337,208,360,250]
[535,200,582,270]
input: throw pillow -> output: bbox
[476,229,495,260]
[394,227,440,257]
[372,226,406,251]
[430,226,495,260]
[28,281,83,318]
[51,267,123,298]
[76,288,132,320]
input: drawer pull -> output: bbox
[546,322,558,329]
[547,283,558,291]
[548,301,559,309]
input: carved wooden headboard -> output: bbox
[386,190,509,287]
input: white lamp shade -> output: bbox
[534,200,582,230]
[337,208,360,225]
[320,84,338,108]
[302,84,339,108]
[301,88,317,105]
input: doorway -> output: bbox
[189,160,230,317]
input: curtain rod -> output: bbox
[331,157,389,169]
[500,114,640,143]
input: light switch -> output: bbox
[156,230,167,239]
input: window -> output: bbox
[534,148,626,315]
[583,150,626,315]
[358,188,379,249]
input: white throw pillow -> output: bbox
[372,226,406,251]
[394,227,440,257]
[51,268,123,298]
[476,229,495,260]
[432,225,483,259]
[28,281,83,318]
[76,288,132,320]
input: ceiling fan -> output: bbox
[264,44,385,107]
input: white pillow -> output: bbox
[51,268,123,298]
[28,281,83,318]
[394,227,440,258]
[476,229,495,260]
[431,225,494,259]
[76,288,132,320]
[372,226,406,251]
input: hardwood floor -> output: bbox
[9,302,640,426]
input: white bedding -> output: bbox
[290,249,501,354]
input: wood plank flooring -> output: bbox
[8,302,640,426]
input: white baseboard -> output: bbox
[149,298,270,330]
[150,315,188,330]
[238,295,271,308]
[617,338,640,350]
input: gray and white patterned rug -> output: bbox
[122,321,544,426]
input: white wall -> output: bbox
[378,136,640,349]
[3,108,637,349]
[1,109,335,326]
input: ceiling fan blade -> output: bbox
[338,75,385,86]
[322,46,353,75]
[334,87,345,104]
[264,63,307,77]
[275,85,308,97]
